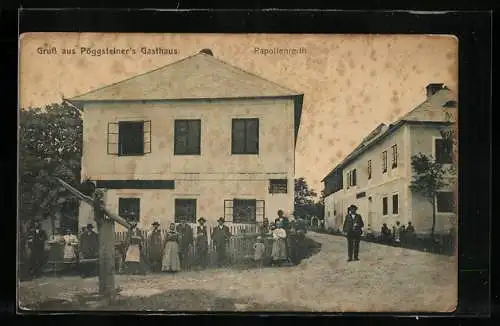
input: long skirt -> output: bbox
[271,238,288,261]
[125,244,146,275]
[63,245,77,263]
[162,241,181,272]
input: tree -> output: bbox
[19,102,83,231]
[294,177,318,219]
[409,128,456,239]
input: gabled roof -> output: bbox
[321,87,457,182]
[69,52,301,102]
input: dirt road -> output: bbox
[18,232,457,312]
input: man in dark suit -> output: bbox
[342,204,364,262]
[26,221,48,278]
[176,219,194,270]
[211,217,232,267]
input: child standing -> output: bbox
[253,236,265,267]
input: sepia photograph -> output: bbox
[18,33,458,312]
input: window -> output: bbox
[224,199,265,223]
[174,120,201,155]
[351,169,357,186]
[269,179,288,194]
[107,120,151,156]
[232,118,259,154]
[391,144,398,168]
[368,160,372,180]
[382,151,388,173]
[174,199,197,223]
[435,138,453,164]
[392,194,399,214]
[118,198,140,222]
[346,171,351,189]
[436,191,454,213]
[382,197,388,216]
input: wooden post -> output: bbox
[55,178,131,301]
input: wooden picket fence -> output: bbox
[114,223,263,266]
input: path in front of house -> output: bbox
[18,232,457,312]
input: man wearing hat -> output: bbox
[196,217,209,268]
[176,218,194,270]
[148,221,163,272]
[211,217,232,267]
[342,204,364,262]
[79,223,99,277]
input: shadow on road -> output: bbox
[28,288,310,312]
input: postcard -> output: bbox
[18,33,458,312]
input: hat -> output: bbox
[217,217,225,223]
[152,221,160,226]
[348,204,358,210]
[198,217,206,223]
[86,223,94,229]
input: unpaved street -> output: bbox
[19,232,457,312]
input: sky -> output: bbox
[19,33,458,192]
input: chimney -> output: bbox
[426,83,444,98]
[199,48,214,56]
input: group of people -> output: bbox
[22,209,309,278]
[252,210,308,267]
[378,220,415,244]
[120,216,233,275]
[22,221,94,278]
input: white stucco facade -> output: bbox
[78,98,297,231]
[323,86,457,236]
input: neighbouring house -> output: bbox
[67,49,303,231]
[322,83,457,236]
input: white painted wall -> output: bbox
[79,98,296,229]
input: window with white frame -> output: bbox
[382,150,388,173]
[382,196,388,216]
[107,120,151,156]
[392,194,399,214]
[391,144,398,168]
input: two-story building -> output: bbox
[68,49,303,231]
[322,83,457,235]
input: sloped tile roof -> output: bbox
[69,52,301,102]
[322,87,457,182]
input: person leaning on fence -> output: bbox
[162,223,181,272]
[176,219,194,270]
[196,217,209,268]
[124,222,147,275]
[211,217,232,267]
[148,221,164,273]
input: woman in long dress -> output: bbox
[63,229,78,269]
[124,222,146,275]
[196,217,209,269]
[162,223,181,273]
[271,222,288,266]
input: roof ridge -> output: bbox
[70,53,201,100]
[200,53,302,95]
